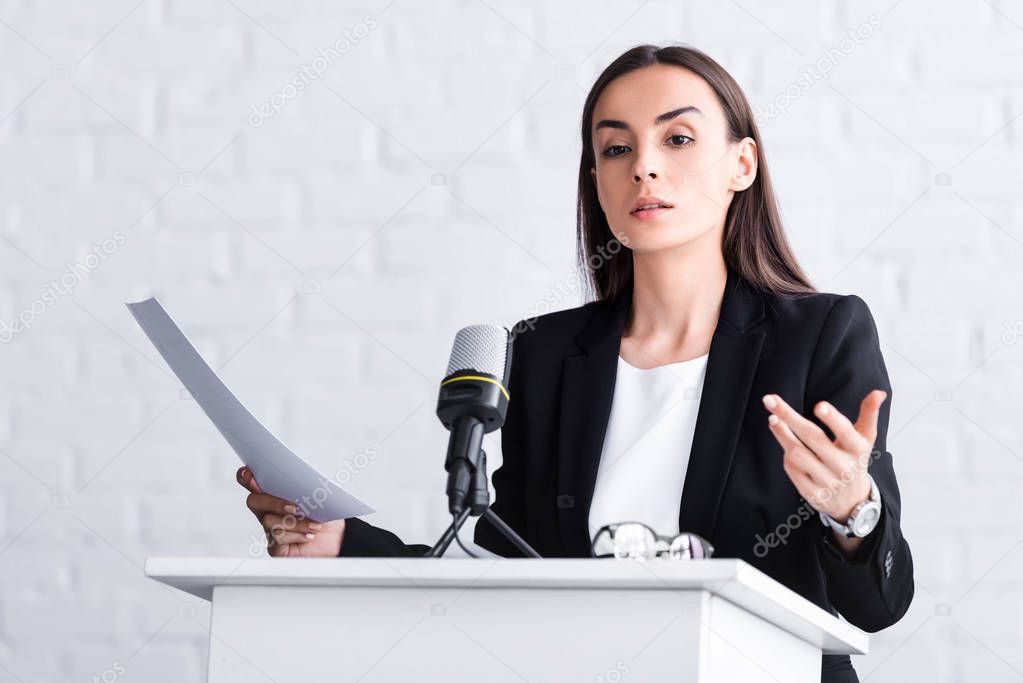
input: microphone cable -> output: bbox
[453,513,481,558]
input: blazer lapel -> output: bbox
[555,291,630,557]
[555,265,767,557]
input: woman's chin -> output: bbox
[623,231,701,254]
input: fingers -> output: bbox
[263,512,319,554]
[267,527,318,545]
[258,507,318,557]
[262,512,322,537]
[853,389,887,446]
[812,399,871,459]
[768,415,837,488]
[246,491,298,519]
[268,540,293,558]
[235,467,322,557]
[238,468,307,523]
[236,467,262,494]
[763,394,847,467]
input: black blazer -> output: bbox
[340,265,915,678]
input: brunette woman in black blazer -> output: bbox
[237,44,914,683]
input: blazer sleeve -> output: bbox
[337,517,432,558]
[804,294,915,633]
[473,320,531,558]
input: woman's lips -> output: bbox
[631,206,673,220]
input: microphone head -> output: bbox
[437,324,513,434]
[445,324,510,380]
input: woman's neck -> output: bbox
[622,244,727,365]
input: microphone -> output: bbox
[436,324,513,516]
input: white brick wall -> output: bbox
[1,0,1021,680]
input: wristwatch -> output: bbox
[819,474,882,538]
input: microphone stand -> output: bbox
[425,448,542,558]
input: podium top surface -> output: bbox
[146,556,868,655]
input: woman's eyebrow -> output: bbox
[595,105,703,131]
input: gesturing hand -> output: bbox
[762,389,887,522]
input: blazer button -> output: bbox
[884,549,894,578]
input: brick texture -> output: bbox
[1,0,1022,680]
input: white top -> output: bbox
[587,352,710,544]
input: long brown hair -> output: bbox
[577,44,816,302]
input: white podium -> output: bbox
[147,557,867,682]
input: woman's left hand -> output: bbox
[762,389,887,522]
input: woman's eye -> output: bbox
[600,136,691,157]
[602,145,630,158]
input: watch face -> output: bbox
[853,503,882,536]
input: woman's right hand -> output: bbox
[236,466,346,557]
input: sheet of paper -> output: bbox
[125,296,374,522]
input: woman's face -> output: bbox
[590,64,757,253]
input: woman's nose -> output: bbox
[631,148,660,182]
[633,169,658,182]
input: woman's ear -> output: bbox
[730,137,758,192]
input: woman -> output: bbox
[237,44,914,682]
